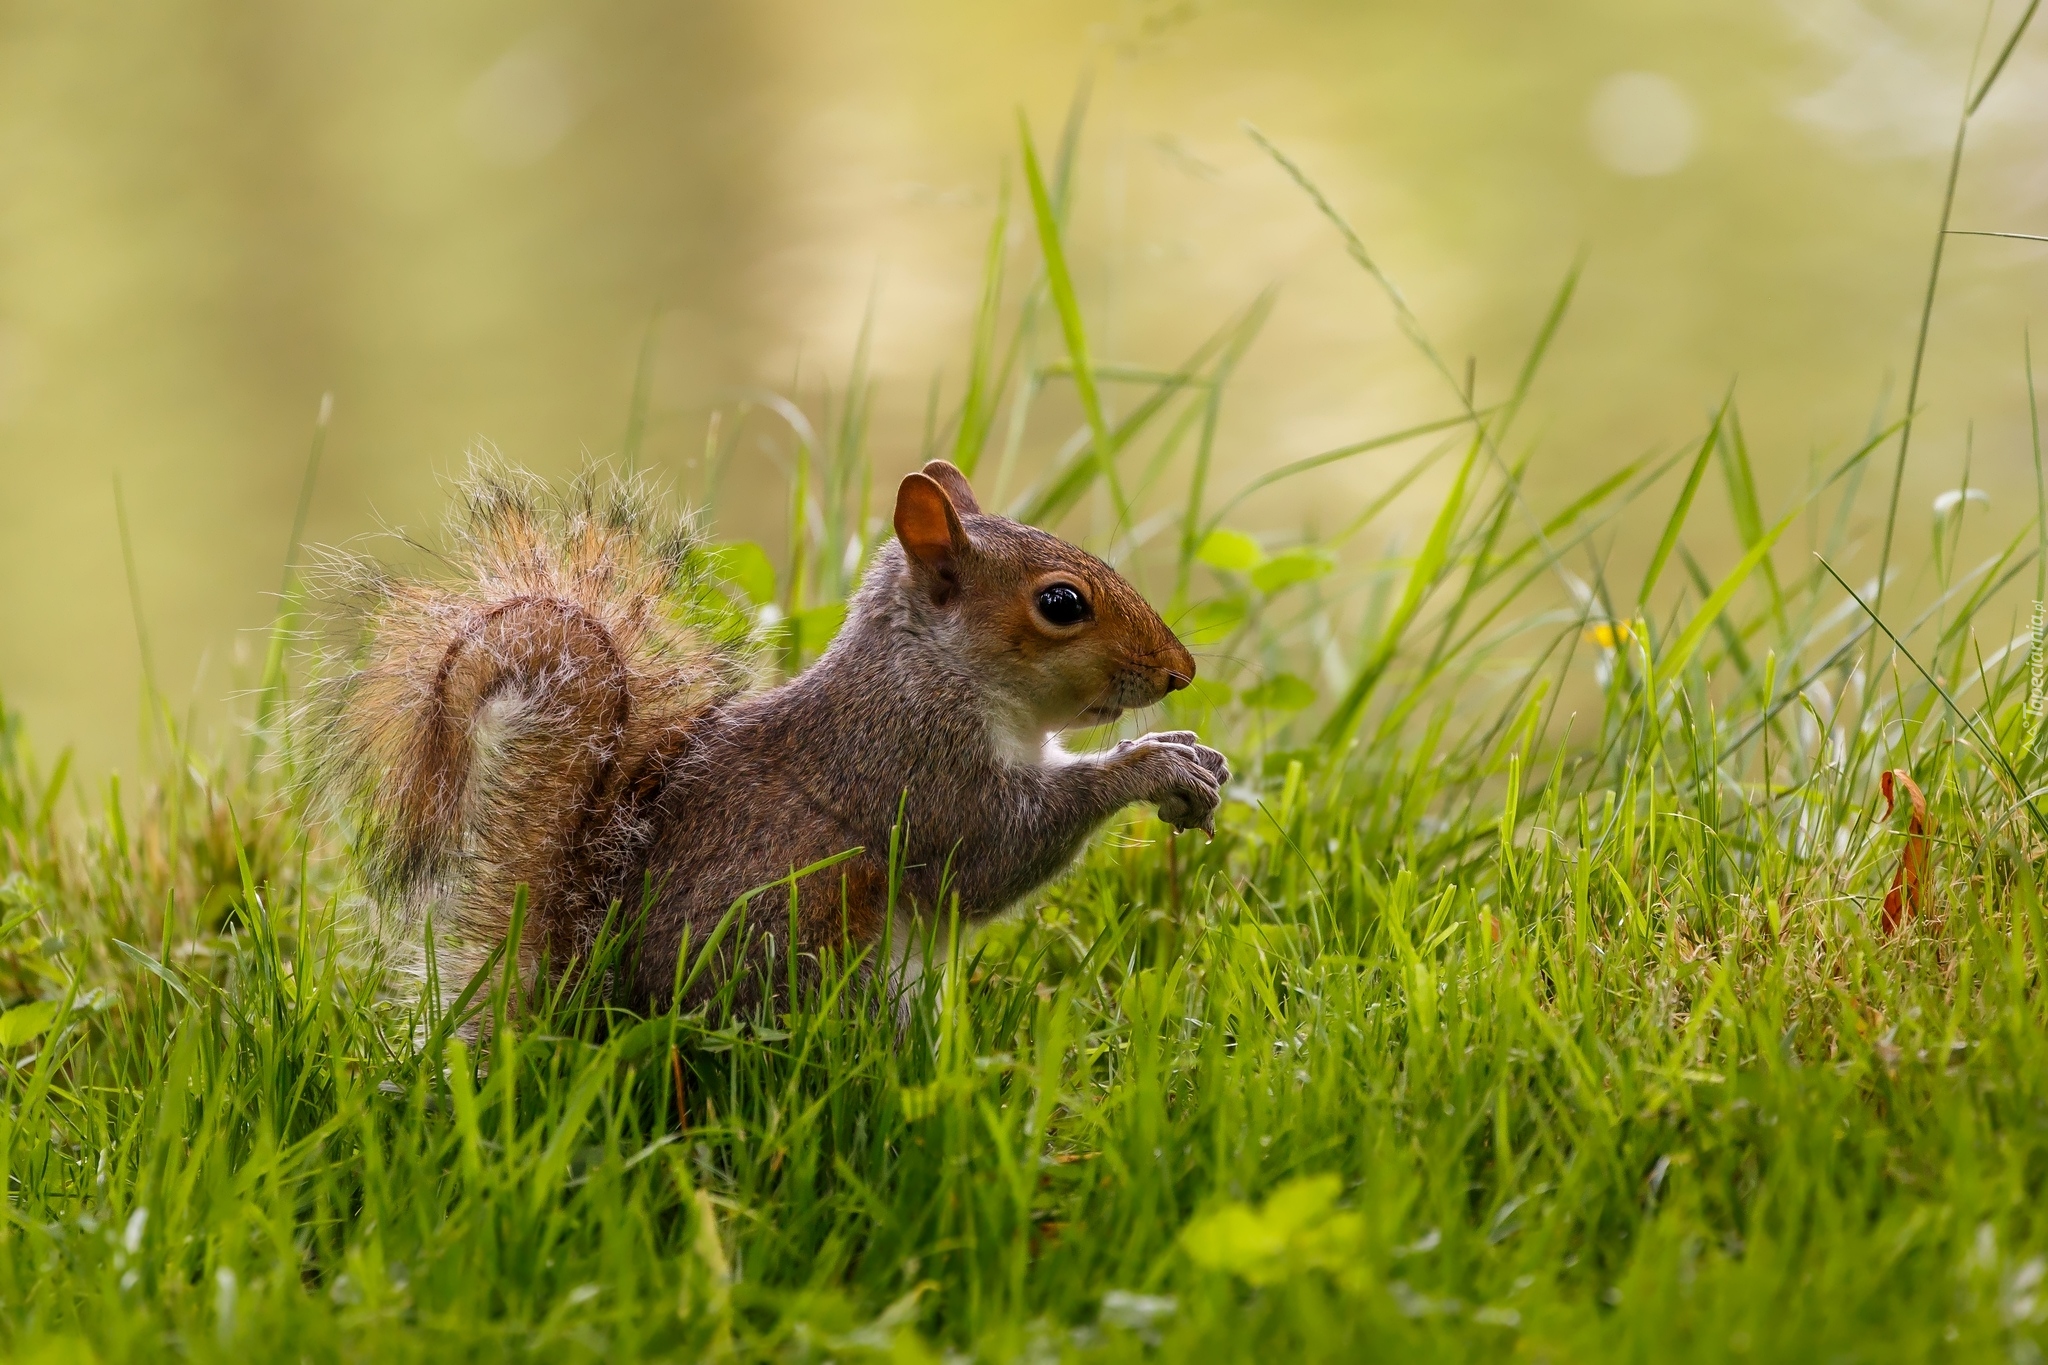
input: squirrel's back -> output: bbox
[312,462,751,987]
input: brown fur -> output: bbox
[314,457,1227,1012]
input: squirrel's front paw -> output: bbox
[1114,732,1230,837]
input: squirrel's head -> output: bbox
[887,460,1196,734]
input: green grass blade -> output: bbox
[1639,396,1728,607]
[1497,257,1582,438]
[950,179,1011,477]
[1719,410,1787,624]
[1969,0,2041,114]
[621,312,658,474]
[1319,433,1482,746]
[1818,554,2047,836]
[1019,111,1126,531]
[1015,302,1243,528]
[1201,410,1478,538]
[1657,505,1797,681]
[1174,287,1277,597]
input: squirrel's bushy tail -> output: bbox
[312,461,748,988]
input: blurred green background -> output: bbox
[3,0,2045,777]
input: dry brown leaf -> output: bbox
[1879,770,1930,935]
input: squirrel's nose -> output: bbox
[1162,639,1196,691]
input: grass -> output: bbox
[7,48,2048,1359]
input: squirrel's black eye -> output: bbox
[1034,583,1090,627]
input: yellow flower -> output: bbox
[1584,620,1635,650]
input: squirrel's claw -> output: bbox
[1157,795,1217,839]
[1112,731,1228,837]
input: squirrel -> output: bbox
[314,458,1228,1011]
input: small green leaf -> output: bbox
[1179,1175,1356,1286]
[1250,548,1337,595]
[900,1080,949,1122]
[793,602,847,653]
[1181,1202,1289,1277]
[113,938,195,1005]
[1197,529,1264,573]
[1179,678,1234,708]
[1241,674,1318,711]
[608,1016,675,1064]
[0,999,60,1048]
[0,870,36,911]
[1188,596,1249,642]
[709,541,776,607]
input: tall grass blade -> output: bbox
[1969,0,2041,113]
[622,312,659,473]
[951,179,1011,476]
[1318,433,1482,746]
[1639,398,1727,607]
[1019,111,1127,532]
[1658,507,1796,681]
[111,474,160,749]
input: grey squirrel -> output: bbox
[315,458,1227,1009]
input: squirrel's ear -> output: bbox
[919,460,981,515]
[894,472,970,586]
